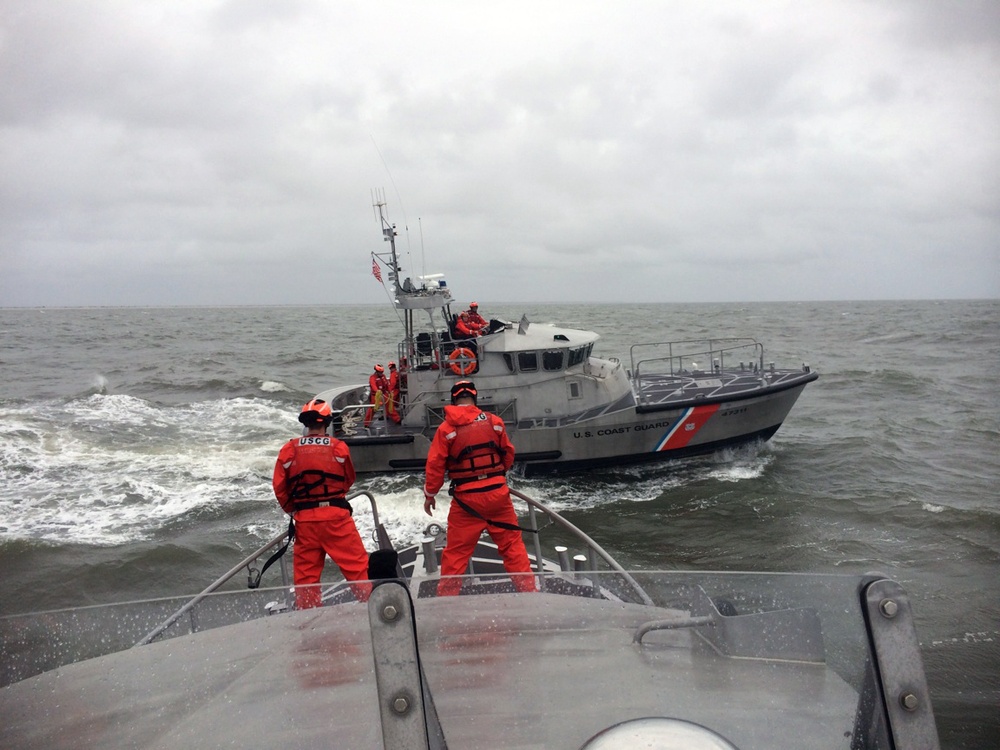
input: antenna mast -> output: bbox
[371,188,401,295]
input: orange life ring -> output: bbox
[448,347,477,376]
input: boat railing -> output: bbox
[409,329,465,371]
[630,338,764,383]
[135,488,653,647]
[135,490,387,647]
[513,489,654,606]
[408,330,441,370]
[329,393,406,436]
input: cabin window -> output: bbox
[542,350,564,371]
[518,352,538,371]
[568,346,588,367]
[502,353,516,373]
[568,381,582,399]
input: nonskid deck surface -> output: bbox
[634,368,816,407]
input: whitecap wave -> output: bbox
[351,486,441,550]
[0,394,296,546]
[260,381,290,393]
[707,462,768,482]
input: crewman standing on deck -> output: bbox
[386,361,402,423]
[273,399,371,608]
[364,364,390,427]
[422,380,536,596]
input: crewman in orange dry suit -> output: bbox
[386,361,402,422]
[273,399,371,608]
[423,380,536,596]
[455,302,489,338]
[364,364,396,427]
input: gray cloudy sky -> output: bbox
[2,1,998,307]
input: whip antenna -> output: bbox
[419,217,427,284]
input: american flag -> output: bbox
[371,258,382,282]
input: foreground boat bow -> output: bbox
[1,491,937,749]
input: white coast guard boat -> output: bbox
[314,199,818,475]
[0,489,939,748]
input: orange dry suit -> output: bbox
[386,368,402,422]
[273,434,371,607]
[364,372,391,427]
[466,309,488,332]
[424,404,535,596]
[455,310,487,338]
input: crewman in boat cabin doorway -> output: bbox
[423,380,537,596]
[272,399,372,608]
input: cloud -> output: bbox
[1,0,998,306]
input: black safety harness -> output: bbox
[248,516,295,589]
[247,466,354,589]
[447,478,539,535]
[442,419,538,533]
[287,469,354,513]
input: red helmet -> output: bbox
[450,380,478,403]
[298,398,332,425]
[469,302,479,309]
[388,361,396,368]
[374,364,384,373]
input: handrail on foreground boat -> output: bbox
[134,490,384,647]
[513,489,655,606]
[136,488,652,646]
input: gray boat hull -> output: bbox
[330,378,814,475]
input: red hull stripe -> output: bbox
[654,404,721,452]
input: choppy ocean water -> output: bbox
[0,299,997,747]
